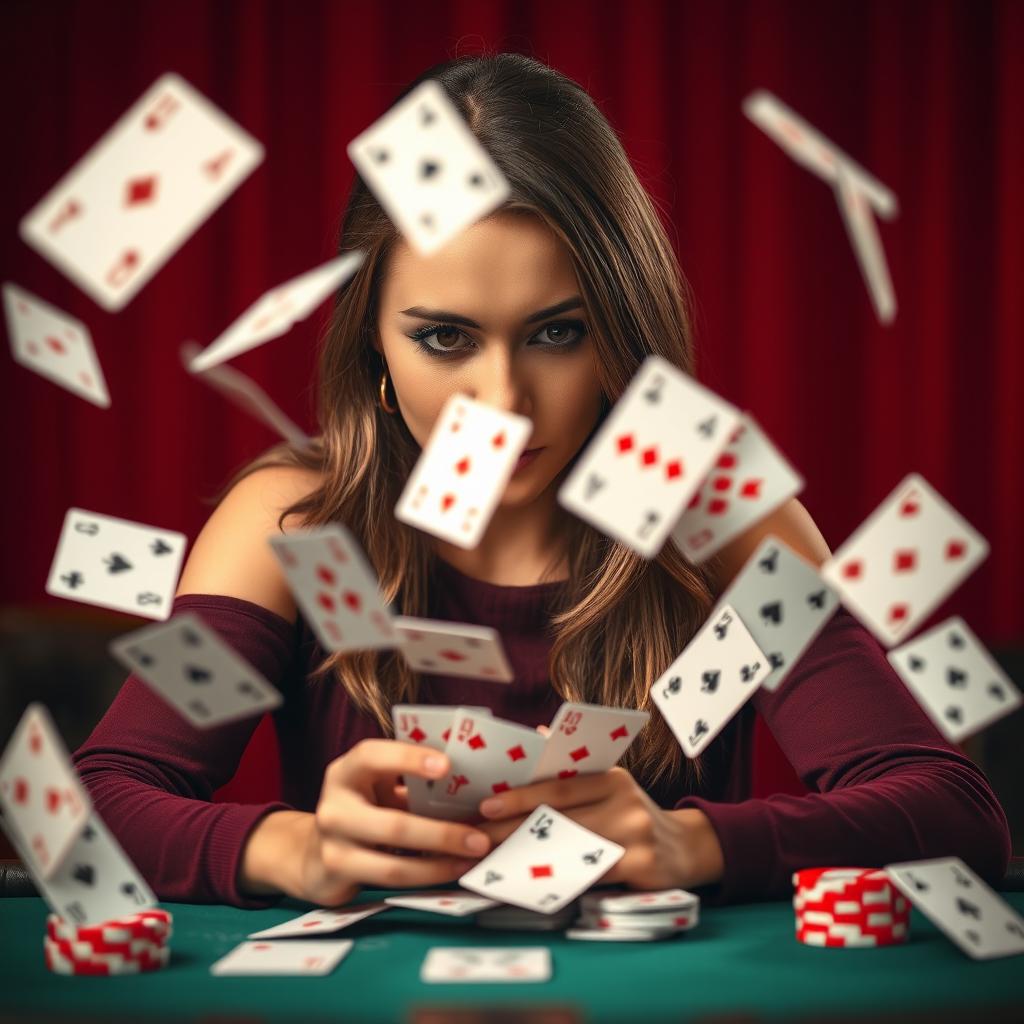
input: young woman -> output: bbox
[72,53,1010,910]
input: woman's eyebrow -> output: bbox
[398,296,584,329]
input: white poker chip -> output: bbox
[565,927,669,942]
[576,909,699,931]
[579,888,700,914]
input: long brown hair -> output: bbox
[228,53,720,790]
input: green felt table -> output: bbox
[2,890,1023,1023]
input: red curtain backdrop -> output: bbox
[2,0,1021,802]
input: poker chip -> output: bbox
[579,888,699,914]
[793,868,909,948]
[46,910,173,946]
[43,936,171,975]
[570,888,701,941]
[576,909,699,932]
[43,910,173,974]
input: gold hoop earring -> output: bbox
[378,368,398,414]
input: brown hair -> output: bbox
[229,52,720,790]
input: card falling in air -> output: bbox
[394,616,514,683]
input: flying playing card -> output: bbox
[383,891,499,916]
[651,603,770,758]
[459,804,624,914]
[394,616,514,683]
[558,355,742,559]
[46,508,187,621]
[530,702,650,782]
[420,946,551,983]
[669,413,803,562]
[886,857,1024,960]
[20,73,263,311]
[713,536,839,693]
[268,524,398,654]
[109,613,283,729]
[3,282,110,407]
[187,251,365,372]
[247,903,389,939]
[348,80,510,256]
[820,473,989,648]
[210,939,354,976]
[887,617,1023,743]
[0,704,91,878]
[395,395,532,550]
[1,811,155,925]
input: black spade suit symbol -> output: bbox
[182,628,202,646]
[371,147,389,164]
[666,676,682,695]
[150,539,172,556]
[468,171,485,188]
[987,683,1006,702]
[948,631,965,649]
[761,601,782,625]
[484,870,503,885]
[956,897,981,920]
[186,665,212,684]
[807,589,827,610]
[420,159,441,180]
[945,706,963,724]
[121,882,140,900]
[947,668,967,688]
[909,655,926,672]
[73,864,95,887]
[759,549,779,573]
[700,670,720,694]
[769,652,785,670]
[106,553,133,574]
[908,874,929,892]
[129,647,155,668]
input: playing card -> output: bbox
[530,702,650,782]
[887,617,1023,743]
[3,282,110,407]
[1,811,156,925]
[383,891,499,916]
[436,708,546,810]
[669,413,803,562]
[348,80,510,256]
[459,804,624,914]
[420,946,551,983]
[712,536,840,693]
[394,616,514,683]
[210,939,354,976]
[821,474,989,648]
[187,251,365,372]
[0,704,91,878]
[247,903,389,939]
[886,857,1024,960]
[109,613,283,729]
[46,508,187,621]
[581,888,699,913]
[558,355,742,559]
[651,603,770,758]
[395,394,532,550]
[268,524,398,654]
[20,73,263,311]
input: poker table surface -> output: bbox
[2,889,1023,1024]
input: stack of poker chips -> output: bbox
[566,888,701,942]
[44,909,173,975]
[793,868,910,948]
[476,902,578,932]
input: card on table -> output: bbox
[210,939,354,976]
[886,857,1024,960]
[0,704,91,878]
[394,616,514,683]
[531,702,650,782]
[887,616,1023,743]
[348,79,510,256]
[394,394,532,550]
[20,73,263,311]
[558,355,741,559]
[581,887,699,913]
[384,891,499,916]
[713,536,839,693]
[188,251,365,372]
[650,603,770,758]
[46,508,187,621]
[820,473,989,648]
[247,903,389,939]
[269,524,399,654]
[3,282,110,407]
[420,946,551,983]
[459,804,624,914]
[110,612,282,729]
[669,413,803,562]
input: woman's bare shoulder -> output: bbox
[175,464,326,622]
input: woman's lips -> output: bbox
[513,446,544,472]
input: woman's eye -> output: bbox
[409,319,587,357]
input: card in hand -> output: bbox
[669,413,803,562]
[558,355,742,559]
[887,617,1022,743]
[651,603,770,758]
[459,803,624,914]
[384,891,499,916]
[420,946,551,983]
[886,857,1024,960]
[821,473,989,648]
[3,282,110,407]
[348,80,510,256]
[110,612,282,729]
[210,939,354,976]
[395,394,532,550]
[0,704,91,878]
[20,73,263,311]
[46,508,187,621]
[188,251,365,372]
[269,524,399,654]
[713,536,839,693]
[531,702,650,782]
[247,903,388,939]
[394,616,514,683]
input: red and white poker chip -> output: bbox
[43,936,171,976]
[793,868,909,949]
[47,909,172,946]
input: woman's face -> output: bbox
[375,211,606,509]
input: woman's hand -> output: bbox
[474,767,725,891]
